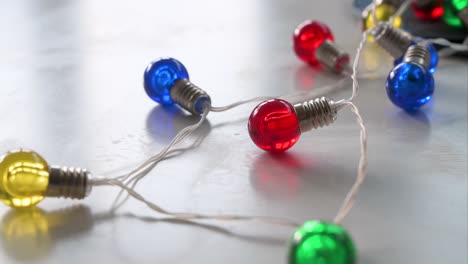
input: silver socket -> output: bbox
[403,44,431,69]
[46,166,91,199]
[315,40,351,74]
[293,97,337,133]
[373,23,413,58]
[170,79,212,115]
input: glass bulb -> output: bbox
[386,62,435,111]
[293,20,334,65]
[394,42,439,74]
[248,99,301,153]
[0,150,50,207]
[363,3,403,40]
[443,0,468,27]
[143,58,190,105]
[411,1,444,20]
[289,221,356,264]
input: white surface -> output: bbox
[0,0,467,263]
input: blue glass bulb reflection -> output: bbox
[394,43,438,74]
[144,58,189,105]
[386,62,434,111]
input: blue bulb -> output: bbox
[144,58,189,105]
[394,43,438,74]
[386,62,434,111]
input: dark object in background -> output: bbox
[353,0,467,55]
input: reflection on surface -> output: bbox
[384,108,431,148]
[294,64,316,91]
[146,105,212,144]
[0,204,289,262]
[361,43,393,76]
[251,152,313,200]
[0,205,93,261]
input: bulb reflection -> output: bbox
[146,105,211,144]
[251,153,312,200]
[1,205,94,261]
[294,65,316,91]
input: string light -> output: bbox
[3,1,467,263]
[293,20,351,74]
[411,0,444,20]
[386,44,434,111]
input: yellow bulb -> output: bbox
[363,3,402,41]
[0,150,50,207]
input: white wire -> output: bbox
[425,38,468,52]
[210,96,274,112]
[389,0,410,24]
[346,30,371,103]
[333,102,368,224]
[90,177,300,227]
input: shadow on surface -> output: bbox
[0,204,288,261]
[384,108,431,148]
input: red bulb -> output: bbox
[248,99,301,153]
[293,20,334,65]
[411,1,444,20]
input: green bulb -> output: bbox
[452,0,468,11]
[289,221,356,264]
[443,0,468,27]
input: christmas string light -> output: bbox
[0,25,372,264]
[111,57,356,210]
[2,0,467,263]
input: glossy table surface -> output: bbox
[0,1,467,263]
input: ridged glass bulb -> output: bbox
[0,150,50,207]
[144,58,189,105]
[248,99,301,153]
[386,62,435,111]
[293,20,335,65]
[289,221,356,264]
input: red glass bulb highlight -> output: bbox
[248,99,301,153]
[293,20,334,65]
[411,1,444,20]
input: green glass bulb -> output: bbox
[452,0,468,11]
[289,221,356,264]
[443,0,468,27]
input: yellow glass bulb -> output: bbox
[363,3,402,41]
[0,150,50,207]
